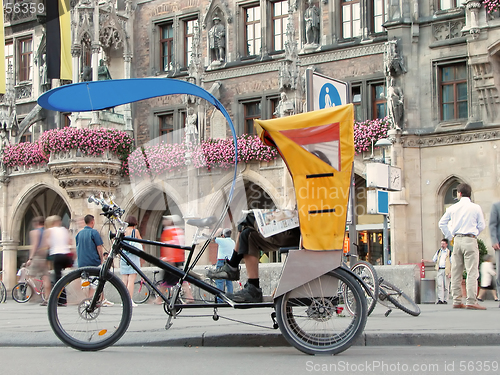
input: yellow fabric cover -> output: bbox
[255,104,354,251]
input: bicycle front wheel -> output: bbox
[12,282,33,303]
[47,267,132,351]
[275,267,367,355]
[381,280,420,316]
[132,280,150,304]
[350,261,379,316]
[1,281,7,303]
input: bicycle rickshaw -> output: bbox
[38,78,370,355]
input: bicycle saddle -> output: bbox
[186,216,217,228]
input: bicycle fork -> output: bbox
[165,283,182,330]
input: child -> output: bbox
[477,255,498,301]
[17,263,28,283]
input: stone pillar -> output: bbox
[1,240,19,291]
[71,46,81,84]
[123,54,133,131]
[388,128,408,265]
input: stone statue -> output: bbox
[98,59,112,80]
[384,39,406,77]
[209,16,225,63]
[387,78,404,129]
[185,107,198,144]
[40,53,48,87]
[81,66,92,82]
[304,0,320,45]
[274,92,294,117]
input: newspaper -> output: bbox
[252,209,299,238]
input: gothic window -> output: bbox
[341,0,361,39]
[439,0,459,10]
[62,113,71,127]
[373,0,387,33]
[157,110,185,143]
[5,41,13,77]
[160,23,174,71]
[159,113,174,140]
[439,63,467,121]
[20,133,32,143]
[352,85,362,122]
[245,4,261,56]
[18,38,33,82]
[271,97,280,118]
[184,18,198,67]
[372,82,386,119]
[243,100,261,134]
[272,0,288,52]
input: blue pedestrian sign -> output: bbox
[319,83,342,109]
[305,69,349,111]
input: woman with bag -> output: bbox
[120,215,143,307]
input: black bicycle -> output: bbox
[47,196,370,354]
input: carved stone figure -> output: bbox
[384,39,406,77]
[387,78,404,129]
[81,66,92,82]
[40,53,48,87]
[209,16,226,63]
[304,0,320,45]
[274,92,295,117]
[98,59,112,80]
[185,107,199,144]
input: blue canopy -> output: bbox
[37,77,238,211]
[37,77,235,146]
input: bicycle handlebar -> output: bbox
[88,195,126,227]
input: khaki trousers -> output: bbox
[451,236,479,306]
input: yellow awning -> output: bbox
[255,104,354,251]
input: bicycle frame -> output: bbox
[25,277,43,295]
[92,226,372,316]
[94,226,276,313]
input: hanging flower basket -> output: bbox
[353,117,391,154]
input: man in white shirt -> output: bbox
[432,239,451,304]
[439,183,486,310]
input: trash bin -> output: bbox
[420,278,436,304]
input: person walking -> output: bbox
[438,183,486,310]
[26,217,49,303]
[488,200,500,306]
[41,215,74,306]
[477,254,498,302]
[75,214,113,306]
[158,215,194,304]
[432,238,451,304]
[120,215,142,307]
[213,228,235,302]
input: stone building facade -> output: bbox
[1,0,500,289]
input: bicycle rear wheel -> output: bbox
[0,281,7,303]
[275,267,367,355]
[47,267,132,351]
[381,280,420,316]
[350,261,379,316]
[12,282,33,303]
[132,280,150,304]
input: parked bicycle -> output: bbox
[0,271,6,303]
[342,258,420,317]
[12,271,47,303]
[132,270,193,305]
[377,277,420,317]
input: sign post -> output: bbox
[305,68,350,111]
